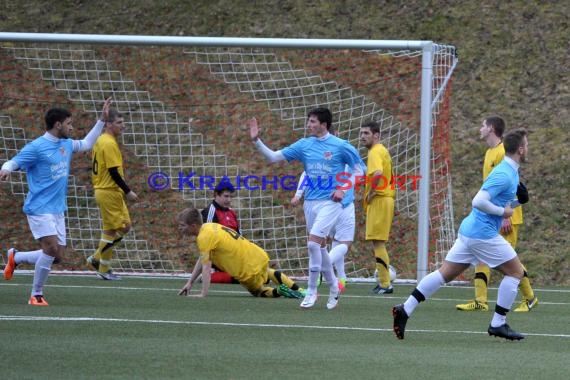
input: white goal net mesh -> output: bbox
[0,40,457,279]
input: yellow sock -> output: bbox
[374,245,390,288]
[474,264,490,303]
[518,265,534,300]
[259,286,278,298]
[93,233,115,262]
[98,247,114,273]
[268,268,299,289]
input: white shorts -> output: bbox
[27,213,66,246]
[303,200,343,238]
[330,203,355,242]
[445,233,516,268]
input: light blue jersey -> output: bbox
[459,158,519,239]
[282,134,361,207]
[13,134,76,215]
[338,156,366,208]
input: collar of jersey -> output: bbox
[503,156,520,171]
[43,132,61,143]
[316,132,331,141]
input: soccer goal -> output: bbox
[0,33,457,282]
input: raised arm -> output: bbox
[247,117,286,163]
[73,97,112,152]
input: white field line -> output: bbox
[1,282,569,304]
[1,314,569,339]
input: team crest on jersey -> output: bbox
[59,147,67,156]
[323,151,333,160]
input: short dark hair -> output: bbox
[214,181,235,196]
[361,120,380,134]
[503,128,527,154]
[308,107,333,131]
[485,116,505,138]
[106,109,122,123]
[44,108,71,130]
[178,207,203,226]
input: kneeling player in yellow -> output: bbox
[177,207,304,299]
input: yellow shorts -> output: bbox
[95,188,131,231]
[239,265,270,297]
[365,195,394,241]
[501,224,519,249]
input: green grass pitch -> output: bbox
[1,275,569,379]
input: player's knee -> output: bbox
[50,249,64,264]
[513,267,525,279]
[500,263,524,279]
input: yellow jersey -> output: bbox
[92,133,124,190]
[197,223,269,281]
[483,142,522,225]
[365,143,395,199]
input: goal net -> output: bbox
[0,35,457,281]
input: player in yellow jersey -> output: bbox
[87,109,138,280]
[177,207,305,299]
[456,116,538,312]
[360,121,396,294]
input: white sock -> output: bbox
[417,270,446,299]
[32,253,54,296]
[491,313,506,328]
[14,249,43,265]
[329,242,348,279]
[320,246,329,281]
[491,275,520,327]
[320,248,338,293]
[307,241,322,294]
[404,270,445,316]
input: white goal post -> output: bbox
[0,32,458,282]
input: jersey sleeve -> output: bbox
[101,140,123,169]
[281,139,306,162]
[196,230,215,264]
[367,148,384,175]
[12,142,38,170]
[344,143,364,172]
[481,171,509,200]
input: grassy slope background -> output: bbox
[0,0,567,284]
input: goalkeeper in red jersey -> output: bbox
[200,182,240,284]
[177,207,305,299]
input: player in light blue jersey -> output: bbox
[392,128,529,341]
[248,107,364,310]
[292,159,365,293]
[1,98,112,306]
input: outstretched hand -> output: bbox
[247,117,260,141]
[100,97,112,121]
